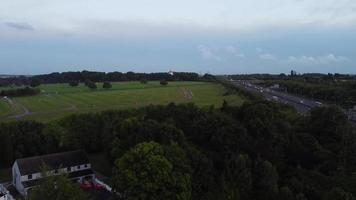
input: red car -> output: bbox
[81,181,94,190]
[94,183,105,190]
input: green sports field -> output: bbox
[0,81,244,122]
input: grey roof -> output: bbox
[16,150,90,175]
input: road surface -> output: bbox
[229,80,356,123]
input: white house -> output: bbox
[12,150,95,196]
[0,184,13,200]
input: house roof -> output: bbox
[16,150,90,175]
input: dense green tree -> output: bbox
[223,154,252,200]
[253,160,279,200]
[29,171,87,200]
[0,130,13,167]
[0,87,40,97]
[103,81,112,89]
[160,80,168,86]
[69,81,79,87]
[30,79,41,87]
[278,186,295,200]
[326,187,354,200]
[0,99,355,200]
[112,142,191,200]
[87,81,97,89]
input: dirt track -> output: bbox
[180,88,194,100]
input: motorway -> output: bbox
[229,80,356,123]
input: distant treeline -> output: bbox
[0,87,40,97]
[0,71,203,87]
[228,73,356,81]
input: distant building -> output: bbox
[12,150,95,196]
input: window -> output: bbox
[28,174,32,180]
[84,164,88,168]
[67,167,71,172]
[77,165,81,170]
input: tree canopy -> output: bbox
[0,100,355,200]
[112,142,191,200]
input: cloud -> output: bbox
[1,0,356,39]
[5,22,34,31]
[286,54,349,65]
[256,48,263,53]
[197,45,222,62]
[259,53,277,61]
[257,51,349,65]
[225,45,245,58]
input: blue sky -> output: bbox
[0,0,355,75]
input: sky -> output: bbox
[0,0,355,75]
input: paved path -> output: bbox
[6,98,32,119]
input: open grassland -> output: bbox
[0,100,12,116]
[0,81,244,122]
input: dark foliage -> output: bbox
[0,71,200,86]
[30,79,41,87]
[0,101,355,200]
[86,81,97,89]
[160,80,168,86]
[69,81,79,87]
[0,87,40,97]
[102,81,112,89]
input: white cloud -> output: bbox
[286,54,349,65]
[197,45,222,62]
[256,47,263,53]
[0,0,356,38]
[225,45,245,58]
[259,53,277,61]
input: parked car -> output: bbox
[81,180,94,190]
[94,183,105,190]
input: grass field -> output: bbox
[0,81,244,122]
[0,100,12,116]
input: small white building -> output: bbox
[12,150,95,196]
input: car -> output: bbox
[81,181,94,190]
[94,183,106,190]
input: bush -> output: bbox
[86,81,97,89]
[0,87,40,97]
[30,79,41,87]
[103,81,112,89]
[69,81,79,87]
[160,80,168,86]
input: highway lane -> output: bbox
[229,80,356,124]
[230,80,321,114]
